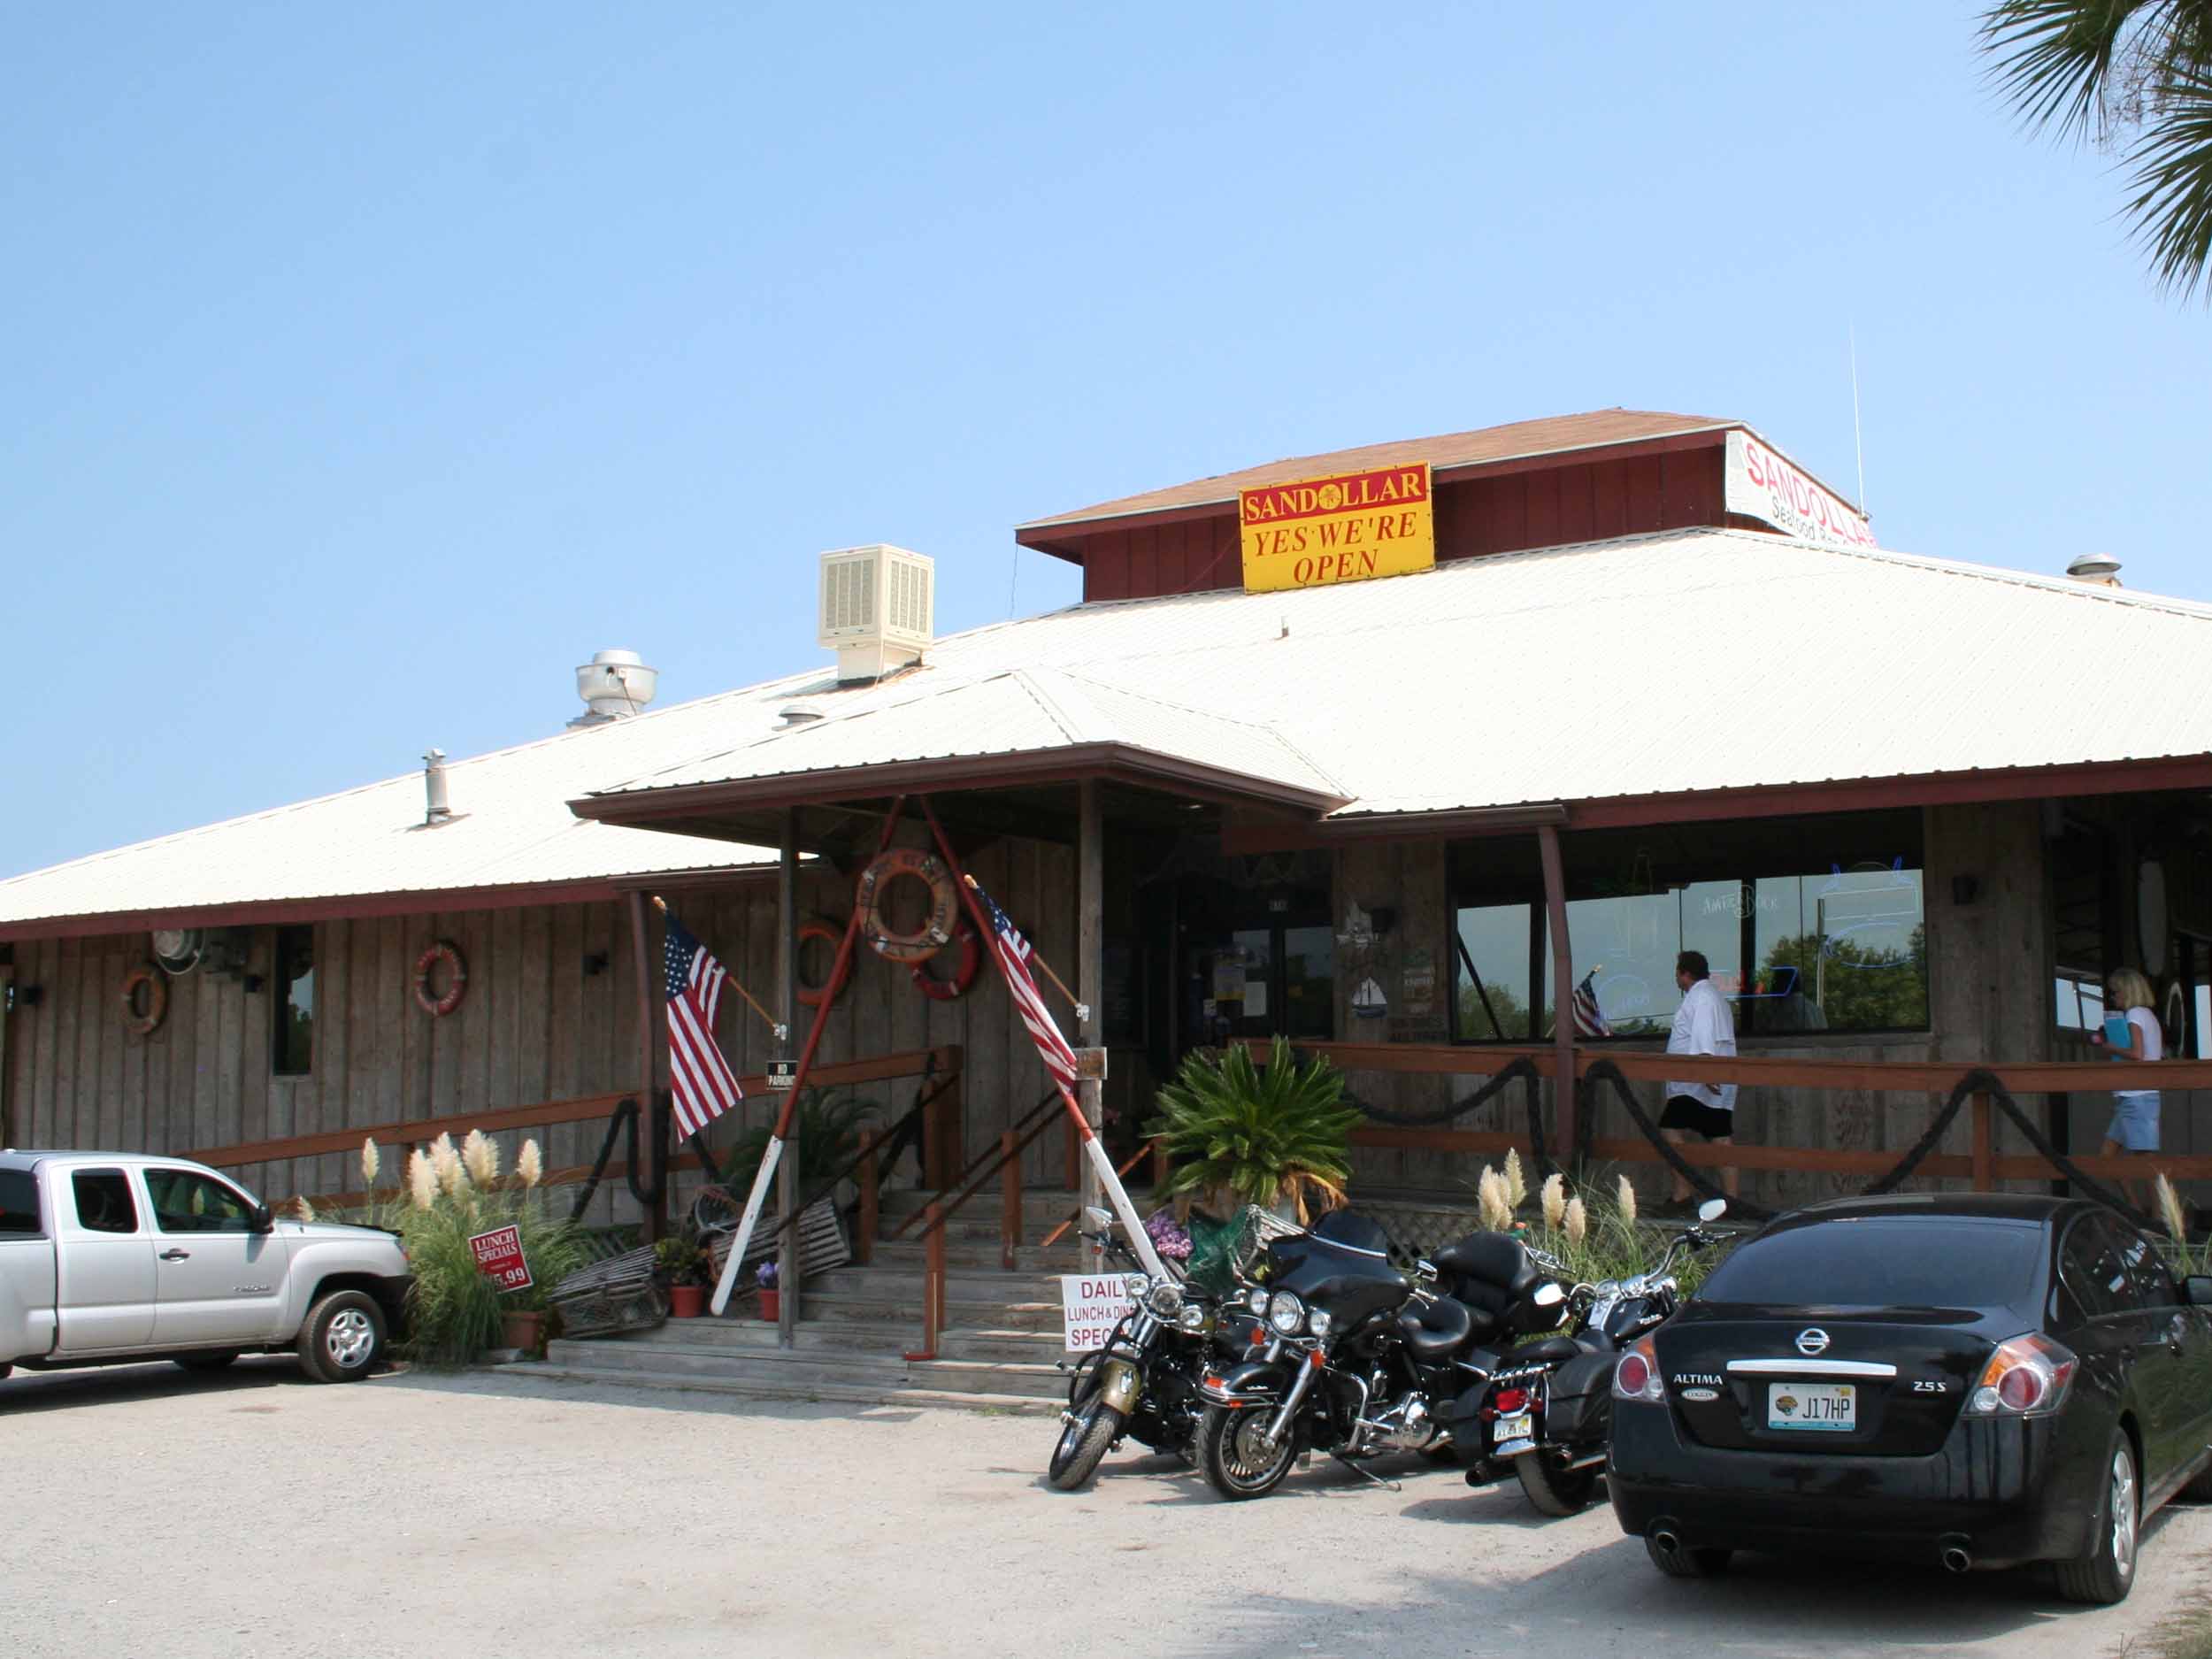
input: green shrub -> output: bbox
[1145,1038,1361,1224]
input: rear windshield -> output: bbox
[0,1169,42,1235]
[1698,1218,2043,1310]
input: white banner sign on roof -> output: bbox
[1724,431,1877,552]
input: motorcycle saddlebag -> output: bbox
[1540,1349,1618,1443]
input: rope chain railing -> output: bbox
[1302,1052,1558,1178]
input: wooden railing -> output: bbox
[200,1044,964,1215]
[1254,1039,2212,1188]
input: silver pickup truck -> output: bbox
[0,1148,411,1386]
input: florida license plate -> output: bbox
[1494,1411,1534,1456]
[1768,1381,1855,1432]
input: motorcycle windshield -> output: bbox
[1268,1231,1409,1326]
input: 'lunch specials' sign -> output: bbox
[1239,463,1435,594]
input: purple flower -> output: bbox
[1145,1209,1194,1260]
[757,1261,779,1289]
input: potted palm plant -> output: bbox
[1145,1036,1360,1224]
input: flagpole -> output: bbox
[919,797,1168,1281]
[650,895,787,1042]
[960,875,1085,1018]
[709,795,909,1316]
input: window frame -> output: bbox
[143,1166,260,1235]
[273,924,315,1078]
[69,1167,142,1235]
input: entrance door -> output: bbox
[1196,921,1334,1046]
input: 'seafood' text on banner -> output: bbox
[1240,463,1434,593]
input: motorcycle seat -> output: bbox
[1432,1232,1539,1297]
[1395,1294,1474,1362]
[1506,1334,1581,1364]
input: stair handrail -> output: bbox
[898,1088,1063,1360]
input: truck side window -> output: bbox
[0,1169,41,1234]
[144,1170,255,1234]
[71,1170,140,1234]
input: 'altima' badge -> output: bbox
[1795,1328,1831,1356]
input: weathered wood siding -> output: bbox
[0,829,1084,1219]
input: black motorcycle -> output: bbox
[1460,1199,1728,1515]
[1048,1210,1258,1489]
[1192,1211,1563,1499]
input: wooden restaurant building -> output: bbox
[7,407,2212,1235]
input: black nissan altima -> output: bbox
[1608,1194,2212,1603]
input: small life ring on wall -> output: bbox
[856,848,959,964]
[795,920,853,1008]
[119,965,168,1036]
[413,941,468,1017]
[910,917,982,1002]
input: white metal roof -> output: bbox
[587,527,2212,819]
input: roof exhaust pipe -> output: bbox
[423,749,452,826]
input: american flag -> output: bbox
[663,910,744,1137]
[1571,969,1612,1039]
[970,879,1079,1093]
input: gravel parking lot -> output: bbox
[6,1358,2209,1659]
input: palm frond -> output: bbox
[2124,58,2212,294]
[1979,0,2155,141]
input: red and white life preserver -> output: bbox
[856,848,959,964]
[412,941,468,1017]
[119,965,168,1036]
[910,916,982,1002]
[795,920,853,1008]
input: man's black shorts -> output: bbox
[1660,1094,1734,1141]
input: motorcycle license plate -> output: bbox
[1494,1410,1534,1454]
[1768,1382,1855,1432]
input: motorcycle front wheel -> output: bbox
[1048,1387,1125,1491]
[1516,1454,1601,1516]
[1196,1405,1298,1501]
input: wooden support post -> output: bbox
[1972,1092,1994,1193]
[1001,1129,1021,1271]
[626,890,664,1244]
[1078,780,1104,1217]
[776,809,800,1348]
[1064,1114,1080,1192]
[1536,824,1577,1165]
[855,1128,878,1267]
[1150,1136,1168,1192]
[928,1047,964,1189]
[908,1200,944,1362]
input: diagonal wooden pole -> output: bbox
[918,796,1167,1280]
[710,795,908,1315]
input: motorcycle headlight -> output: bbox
[1248,1287,1270,1316]
[1144,1281,1184,1318]
[1306,1308,1333,1338]
[1267,1290,1305,1336]
[1123,1273,1149,1300]
[1177,1305,1208,1333]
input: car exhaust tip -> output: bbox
[1940,1546,1971,1575]
[1652,1530,1682,1555]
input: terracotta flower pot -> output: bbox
[501,1310,545,1354]
[668,1284,707,1318]
[757,1288,781,1321]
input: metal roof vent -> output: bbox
[818,544,933,683]
[779,704,824,726]
[424,749,453,825]
[2066,552,2123,587]
[570,649,660,727]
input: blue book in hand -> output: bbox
[2102,1012,2132,1050]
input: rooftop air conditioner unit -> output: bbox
[817,544,934,683]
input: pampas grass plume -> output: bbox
[361,1138,380,1191]
[1540,1172,1566,1233]
[1617,1175,1639,1229]
[432,1133,462,1196]
[518,1139,543,1189]
[1564,1195,1587,1246]
[1503,1148,1527,1210]
[2158,1172,2188,1248]
[462,1128,499,1188]
[293,1195,315,1222]
[407,1148,437,1212]
[1478,1167,1511,1232]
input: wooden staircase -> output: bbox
[517,1187,1124,1412]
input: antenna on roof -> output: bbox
[1849,323,1869,517]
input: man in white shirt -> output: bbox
[1662,950,1739,1209]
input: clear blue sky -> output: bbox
[4,4,2207,879]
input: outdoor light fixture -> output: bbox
[4,984,39,1011]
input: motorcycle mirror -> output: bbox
[1696,1198,1727,1223]
[1415,1258,1440,1280]
[1532,1282,1565,1309]
[1083,1206,1115,1229]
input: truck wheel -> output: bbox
[173,1352,241,1372]
[297,1290,384,1383]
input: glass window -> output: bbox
[274,925,314,1077]
[71,1170,140,1234]
[2056,972,2107,1033]
[1753,864,1927,1033]
[2109,1219,2176,1308]
[1280,925,1334,1041]
[0,1169,41,1235]
[1455,904,1532,1040]
[1697,1217,2044,1310]
[2059,1217,2124,1319]
[144,1169,257,1233]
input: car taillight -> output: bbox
[1963,1333,2078,1418]
[1613,1335,1664,1403]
